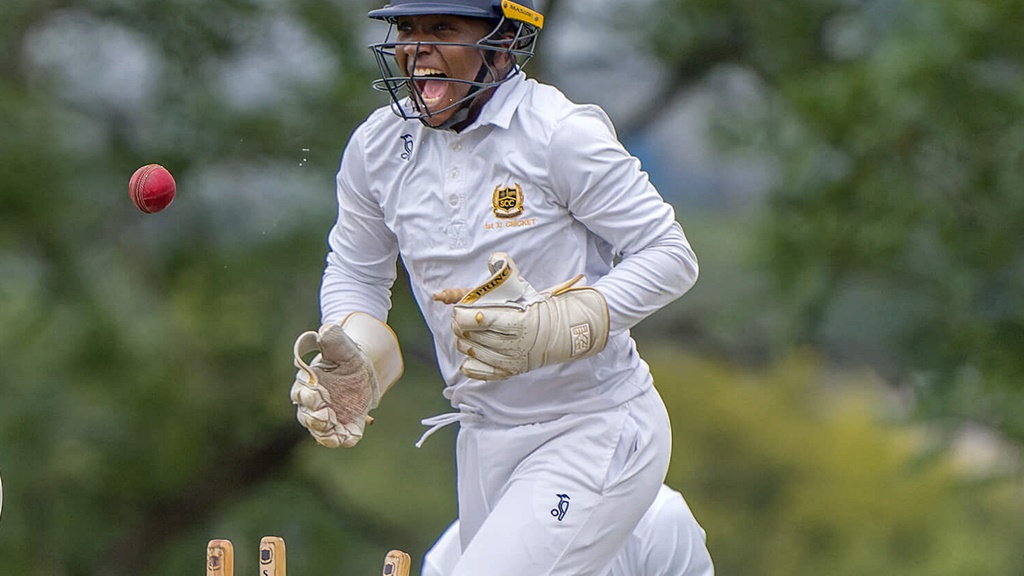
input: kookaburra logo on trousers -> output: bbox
[550,493,571,521]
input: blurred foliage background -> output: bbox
[1,0,1022,574]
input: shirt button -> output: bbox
[451,142,463,152]
[450,168,461,180]
[448,194,459,206]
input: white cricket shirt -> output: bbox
[320,72,698,424]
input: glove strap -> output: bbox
[458,252,539,305]
[548,273,584,296]
[293,330,322,384]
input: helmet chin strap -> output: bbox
[427,62,493,131]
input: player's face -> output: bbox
[394,15,498,127]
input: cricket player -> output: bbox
[289,1,704,574]
[423,484,715,576]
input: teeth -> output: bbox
[413,67,445,77]
[411,67,448,106]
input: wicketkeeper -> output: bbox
[290,1,707,573]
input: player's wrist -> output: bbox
[334,312,405,400]
[539,286,609,363]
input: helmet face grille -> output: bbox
[368,16,540,126]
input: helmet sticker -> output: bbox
[501,1,544,29]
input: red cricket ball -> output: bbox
[129,164,176,214]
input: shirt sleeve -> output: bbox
[546,106,698,333]
[319,126,401,325]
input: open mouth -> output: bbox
[412,67,449,107]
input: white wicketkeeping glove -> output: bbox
[290,313,404,448]
[448,252,609,380]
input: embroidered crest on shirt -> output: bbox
[492,183,524,218]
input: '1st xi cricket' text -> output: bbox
[485,217,537,230]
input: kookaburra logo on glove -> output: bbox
[439,252,610,380]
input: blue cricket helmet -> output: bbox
[369,0,541,24]
[368,0,544,129]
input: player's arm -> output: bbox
[321,124,400,325]
[548,106,698,334]
[291,126,405,447]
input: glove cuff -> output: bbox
[337,313,404,397]
[552,286,610,360]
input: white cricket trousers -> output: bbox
[451,386,672,576]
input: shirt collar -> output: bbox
[461,71,529,132]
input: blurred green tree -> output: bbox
[630,0,1024,442]
[655,350,1024,576]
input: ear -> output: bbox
[491,31,518,69]
[493,49,514,70]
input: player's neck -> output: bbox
[445,64,514,132]
[448,87,498,132]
